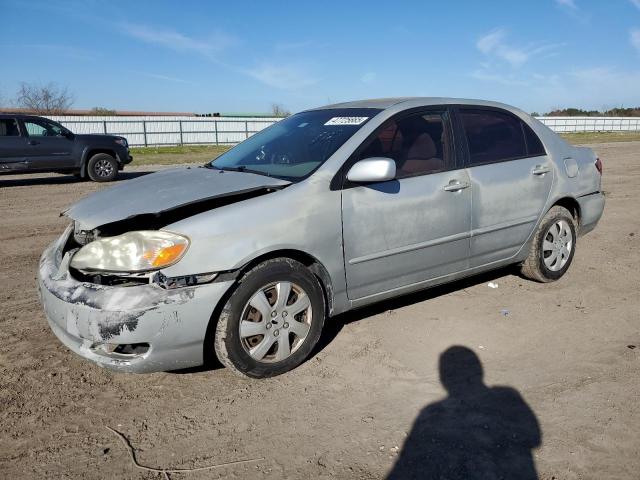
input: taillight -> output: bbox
[595,157,602,175]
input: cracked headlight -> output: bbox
[70,231,189,273]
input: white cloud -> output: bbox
[119,22,318,91]
[536,67,640,111]
[555,0,578,9]
[631,29,640,53]
[361,72,377,83]
[118,22,236,57]
[143,73,198,86]
[247,63,318,90]
[470,61,640,111]
[630,0,640,10]
[554,0,591,22]
[476,29,560,67]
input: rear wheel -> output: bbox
[214,258,325,378]
[521,206,577,282]
[87,153,118,182]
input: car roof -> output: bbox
[310,97,526,114]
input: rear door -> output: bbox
[0,118,29,171]
[20,118,74,169]
[342,109,472,300]
[455,107,553,267]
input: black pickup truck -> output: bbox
[0,114,132,182]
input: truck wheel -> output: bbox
[87,153,118,182]
[521,206,577,282]
[214,258,325,378]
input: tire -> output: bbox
[214,258,325,378]
[521,206,577,282]
[87,153,118,182]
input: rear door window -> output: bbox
[459,109,527,165]
[0,119,20,137]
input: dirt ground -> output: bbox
[1,142,638,479]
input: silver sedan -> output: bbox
[38,98,604,378]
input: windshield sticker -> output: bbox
[324,116,369,126]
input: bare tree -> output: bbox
[15,82,74,114]
[270,103,291,117]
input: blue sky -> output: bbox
[1,0,639,114]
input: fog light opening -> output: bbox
[92,342,150,357]
[113,343,150,355]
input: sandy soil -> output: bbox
[1,143,639,479]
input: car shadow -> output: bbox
[172,265,519,375]
[313,265,518,359]
[387,346,541,479]
[0,171,154,187]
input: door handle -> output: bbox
[443,180,471,192]
[532,165,550,175]
[28,140,40,146]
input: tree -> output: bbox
[15,82,74,114]
[89,107,117,116]
[270,103,291,117]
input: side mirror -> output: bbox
[61,128,74,138]
[346,157,396,183]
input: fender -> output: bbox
[80,145,118,177]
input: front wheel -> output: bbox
[214,258,325,378]
[521,206,577,282]
[87,153,118,182]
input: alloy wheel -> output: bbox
[239,281,313,363]
[542,219,573,272]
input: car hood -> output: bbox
[64,166,291,230]
[74,134,121,141]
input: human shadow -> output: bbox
[388,346,541,480]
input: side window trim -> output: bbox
[16,119,28,137]
[334,105,461,190]
[453,105,543,167]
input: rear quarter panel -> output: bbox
[525,118,603,234]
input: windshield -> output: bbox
[208,108,380,180]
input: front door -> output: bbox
[20,118,74,170]
[342,110,472,300]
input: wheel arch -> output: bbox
[236,249,334,316]
[80,148,117,177]
[551,196,581,227]
[202,248,334,368]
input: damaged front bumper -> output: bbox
[37,227,234,373]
